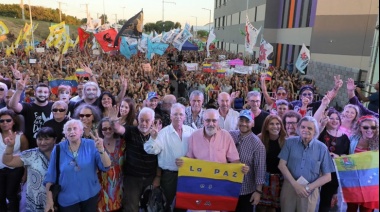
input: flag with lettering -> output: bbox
[295,43,310,74]
[259,37,273,68]
[46,22,66,48]
[173,25,192,51]
[334,151,379,209]
[94,28,119,52]
[114,10,143,46]
[245,15,261,54]
[176,157,244,211]
[0,21,9,35]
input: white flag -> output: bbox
[206,28,216,57]
[259,37,273,68]
[245,15,261,54]
[295,43,310,74]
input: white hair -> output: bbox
[138,107,155,121]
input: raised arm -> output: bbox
[260,76,275,106]
[2,132,24,167]
[9,74,29,113]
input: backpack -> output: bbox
[140,185,167,212]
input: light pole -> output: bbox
[191,16,197,38]
[103,0,106,24]
[28,0,34,54]
[122,6,126,20]
[162,0,175,22]
[202,8,211,32]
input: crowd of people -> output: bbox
[0,43,378,212]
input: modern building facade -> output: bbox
[214,0,378,73]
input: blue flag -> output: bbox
[295,44,310,74]
[146,39,169,60]
[120,37,132,59]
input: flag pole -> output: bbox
[28,0,34,55]
[244,0,249,58]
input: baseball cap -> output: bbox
[239,110,253,121]
[147,92,159,101]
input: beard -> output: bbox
[35,96,48,103]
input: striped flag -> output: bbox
[245,15,261,54]
[48,75,78,95]
[176,157,244,211]
[334,151,379,209]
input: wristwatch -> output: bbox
[99,150,105,154]
[305,185,310,192]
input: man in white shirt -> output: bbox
[217,92,239,131]
[144,103,195,212]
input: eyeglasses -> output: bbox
[0,88,4,91]
[204,119,218,123]
[362,126,377,130]
[79,114,93,118]
[52,108,66,113]
[277,92,287,96]
[0,119,12,123]
[69,159,80,172]
[101,127,113,132]
[302,93,313,97]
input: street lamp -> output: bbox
[190,16,197,38]
[162,0,176,22]
[122,6,126,20]
[202,8,211,32]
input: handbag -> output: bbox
[49,145,61,210]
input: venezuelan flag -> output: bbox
[176,157,244,211]
[334,151,379,208]
[203,64,212,73]
[75,69,90,77]
[48,75,78,95]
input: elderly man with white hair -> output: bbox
[112,107,159,212]
[144,103,195,212]
[278,116,334,212]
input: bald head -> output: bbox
[217,92,231,112]
[161,94,177,112]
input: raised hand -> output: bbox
[89,131,104,152]
[3,130,16,147]
[334,75,343,90]
[150,122,159,140]
[108,105,119,121]
[15,74,30,91]
[10,63,22,79]
[80,62,93,76]
[346,78,356,91]
[321,95,330,107]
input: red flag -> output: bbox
[94,29,119,52]
[78,27,90,51]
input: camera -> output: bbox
[354,81,366,89]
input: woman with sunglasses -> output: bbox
[0,110,28,211]
[347,115,379,212]
[74,104,102,139]
[257,115,286,212]
[2,127,56,212]
[314,97,350,212]
[44,119,111,212]
[96,118,125,212]
[43,101,70,143]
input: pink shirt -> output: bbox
[186,128,240,163]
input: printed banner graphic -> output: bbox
[176,157,244,211]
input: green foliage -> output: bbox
[143,20,182,33]
[99,14,108,25]
[0,4,81,25]
[197,30,208,38]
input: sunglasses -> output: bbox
[362,126,376,130]
[52,108,66,113]
[302,93,313,97]
[277,92,287,96]
[0,119,12,123]
[0,88,4,91]
[101,127,113,132]
[79,114,93,118]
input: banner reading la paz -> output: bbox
[334,151,379,208]
[176,157,244,211]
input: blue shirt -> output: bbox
[278,136,335,183]
[44,139,109,207]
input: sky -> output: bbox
[4,0,214,27]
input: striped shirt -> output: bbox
[278,136,335,183]
[229,130,266,195]
[184,106,204,129]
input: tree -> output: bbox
[174,22,181,29]
[81,18,87,24]
[144,23,156,33]
[197,30,209,38]
[118,19,126,25]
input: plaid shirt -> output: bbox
[229,130,266,195]
[184,106,204,129]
